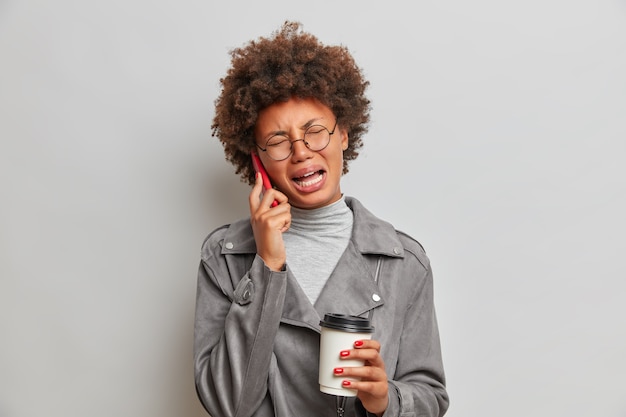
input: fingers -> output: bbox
[339,340,383,366]
[248,173,290,271]
[334,364,386,386]
[334,339,389,415]
[248,172,266,212]
[336,339,384,378]
[249,172,287,211]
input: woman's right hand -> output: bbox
[249,173,291,271]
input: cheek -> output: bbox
[269,166,288,182]
[329,145,345,168]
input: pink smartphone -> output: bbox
[251,153,278,207]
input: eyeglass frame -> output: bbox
[255,119,338,161]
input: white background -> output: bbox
[1,1,625,416]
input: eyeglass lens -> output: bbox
[264,125,332,160]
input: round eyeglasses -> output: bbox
[256,120,338,161]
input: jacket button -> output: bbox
[225,242,234,250]
[393,247,400,255]
[372,294,381,302]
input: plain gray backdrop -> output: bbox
[1,1,625,416]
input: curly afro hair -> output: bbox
[211,21,371,185]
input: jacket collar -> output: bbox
[220,196,405,259]
[345,197,405,258]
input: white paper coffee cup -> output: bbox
[319,314,374,396]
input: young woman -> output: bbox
[194,21,449,417]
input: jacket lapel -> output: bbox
[281,269,324,332]
[314,241,384,318]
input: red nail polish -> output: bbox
[340,350,350,357]
[342,380,351,387]
[334,368,344,374]
[354,340,364,347]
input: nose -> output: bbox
[290,138,314,161]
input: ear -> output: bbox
[340,128,349,151]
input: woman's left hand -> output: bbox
[335,339,389,416]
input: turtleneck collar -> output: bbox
[288,196,353,234]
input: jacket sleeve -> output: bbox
[193,235,287,417]
[385,262,449,417]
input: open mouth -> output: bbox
[293,170,325,187]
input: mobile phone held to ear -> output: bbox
[251,153,279,207]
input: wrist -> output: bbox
[266,259,286,272]
[258,253,286,272]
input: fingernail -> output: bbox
[342,380,351,387]
[334,368,344,374]
[340,350,350,357]
[354,340,364,347]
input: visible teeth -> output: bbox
[295,171,323,187]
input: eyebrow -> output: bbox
[263,117,326,139]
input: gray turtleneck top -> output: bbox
[283,196,354,304]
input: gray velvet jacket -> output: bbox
[194,197,449,417]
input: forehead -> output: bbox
[255,97,333,134]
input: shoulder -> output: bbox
[346,196,431,270]
[200,217,254,261]
[200,224,229,262]
[395,229,431,270]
